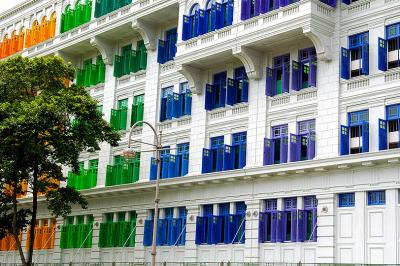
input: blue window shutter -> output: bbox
[282,211,288,241]
[169,218,178,245]
[215,3,224,29]
[241,0,250,20]
[201,148,211,173]
[210,4,217,31]
[271,211,277,242]
[168,154,177,178]
[309,59,317,87]
[193,11,199,37]
[216,147,224,172]
[195,216,203,244]
[340,125,349,155]
[280,136,288,163]
[242,79,249,102]
[226,0,234,26]
[160,98,167,122]
[211,216,222,244]
[291,210,297,242]
[157,39,166,64]
[279,0,287,7]
[182,15,190,41]
[307,132,316,160]
[220,81,227,108]
[149,157,158,180]
[378,38,387,71]
[342,0,350,4]
[272,0,280,9]
[156,219,165,245]
[263,138,274,165]
[291,60,300,91]
[224,214,231,244]
[161,155,169,179]
[282,63,290,93]
[259,212,265,242]
[238,143,247,169]
[276,211,283,242]
[341,47,350,80]
[205,84,214,111]
[265,67,276,96]
[290,134,300,162]
[254,0,261,16]
[378,119,388,150]
[227,78,236,105]
[362,122,369,152]
[362,43,369,75]
[172,93,182,118]
[181,153,189,176]
[297,210,306,242]
[260,0,267,13]
[311,209,317,241]
[166,94,173,120]
[198,9,206,35]
[184,91,192,115]
[223,145,233,171]
[143,220,153,246]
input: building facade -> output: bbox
[1,0,400,264]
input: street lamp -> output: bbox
[123,121,162,266]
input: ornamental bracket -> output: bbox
[176,64,205,95]
[132,19,157,51]
[232,46,262,80]
[90,36,115,65]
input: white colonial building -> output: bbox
[0,0,400,264]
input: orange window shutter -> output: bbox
[49,18,56,38]
[18,33,24,51]
[25,229,31,250]
[25,30,31,48]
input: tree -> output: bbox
[0,56,120,266]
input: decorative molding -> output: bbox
[90,36,115,65]
[303,25,332,62]
[131,19,157,51]
[232,46,262,80]
[176,64,205,95]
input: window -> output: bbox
[67,160,98,190]
[60,215,94,249]
[60,1,91,34]
[110,98,128,131]
[263,124,288,165]
[160,87,174,122]
[301,196,317,241]
[160,84,192,122]
[368,191,386,206]
[290,120,316,162]
[227,67,249,105]
[231,132,247,169]
[338,193,355,207]
[205,71,227,110]
[292,47,317,91]
[283,198,297,242]
[266,54,290,96]
[157,28,177,64]
[182,0,233,41]
[379,104,400,150]
[143,207,187,246]
[94,0,132,17]
[76,56,106,87]
[114,41,147,78]
[378,23,400,71]
[341,32,369,79]
[131,94,144,127]
[340,110,369,155]
[105,153,140,186]
[98,211,136,248]
[195,202,245,245]
[202,136,224,173]
[150,143,189,180]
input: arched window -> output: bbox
[206,0,215,9]
[189,3,199,15]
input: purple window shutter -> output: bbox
[265,67,275,96]
[223,215,231,244]
[259,212,265,242]
[307,132,316,160]
[273,0,280,9]
[216,146,224,172]
[276,211,283,242]
[241,0,250,20]
[291,60,300,91]
[263,138,273,165]
[290,134,299,162]
[271,211,277,243]
[195,216,203,244]
[260,0,267,13]
[254,0,261,16]
[378,119,388,150]
[227,78,236,105]
[282,211,288,241]
[280,136,288,163]
[282,63,290,93]
[223,145,233,171]
[297,210,305,242]
[279,0,287,7]
[309,59,317,87]
[340,125,349,155]
[362,122,369,153]
[291,210,297,242]
[311,209,317,241]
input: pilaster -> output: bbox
[244,199,260,262]
[51,217,64,263]
[316,193,335,263]
[90,214,102,262]
[183,205,200,262]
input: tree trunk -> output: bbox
[12,181,27,266]
[26,169,39,266]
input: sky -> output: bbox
[0,0,24,14]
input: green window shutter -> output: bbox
[119,108,127,130]
[137,102,144,125]
[137,40,147,70]
[96,56,105,83]
[60,13,65,33]
[98,223,106,247]
[76,69,84,86]
[105,213,113,222]
[121,45,132,75]
[110,109,119,130]
[118,98,128,109]
[133,160,140,183]
[90,64,98,86]
[131,104,138,127]
[105,165,114,186]
[134,94,144,104]
[130,50,138,73]
[77,215,84,224]
[113,55,122,77]
[118,212,126,222]
[114,155,124,165]
[89,159,98,169]
[67,171,75,188]
[84,0,92,23]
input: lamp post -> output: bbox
[123,121,161,266]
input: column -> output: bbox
[183,205,200,262]
[316,193,335,263]
[244,199,260,262]
[51,217,64,263]
[133,210,148,261]
[90,214,102,262]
